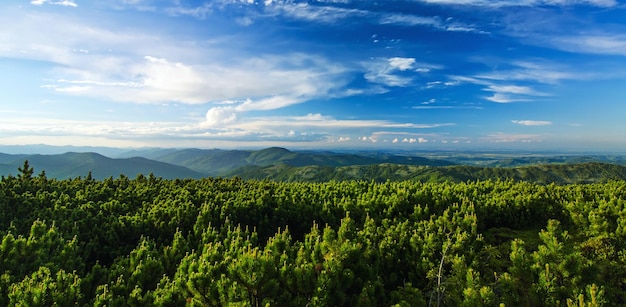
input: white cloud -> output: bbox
[418,0,616,7]
[482,132,544,143]
[2,11,349,106]
[498,7,626,58]
[165,3,213,19]
[0,116,330,148]
[235,95,305,112]
[31,0,78,7]
[31,0,77,7]
[230,115,453,130]
[512,120,552,126]
[168,1,368,26]
[214,99,242,105]
[205,107,238,127]
[452,72,549,103]
[485,93,525,103]
[400,137,428,143]
[483,84,547,103]
[294,113,329,121]
[55,85,91,93]
[364,57,439,87]
[388,57,416,71]
[551,34,626,57]
[425,81,442,88]
[198,111,456,139]
[379,13,485,33]
[476,62,579,84]
[267,2,369,24]
[138,54,345,105]
[486,85,536,95]
[380,14,441,27]
[401,137,429,143]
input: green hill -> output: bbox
[0,152,204,180]
[143,147,453,176]
[3,148,626,183]
[0,153,26,164]
[228,162,626,184]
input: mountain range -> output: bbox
[0,152,204,180]
[1,147,626,183]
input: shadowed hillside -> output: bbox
[0,152,204,180]
[137,147,453,176]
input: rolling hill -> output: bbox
[2,147,626,184]
[133,147,454,176]
[227,162,626,184]
[0,152,204,180]
[1,147,453,180]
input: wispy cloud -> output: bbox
[165,3,214,19]
[379,14,486,33]
[550,34,626,57]
[0,113,455,148]
[379,14,441,27]
[199,111,456,144]
[450,58,572,103]
[49,54,346,105]
[1,11,350,106]
[497,6,626,58]
[450,75,547,103]
[164,1,369,24]
[230,114,454,130]
[269,2,369,24]
[483,84,548,103]
[418,0,617,7]
[475,61,581,84]
[487,85,538,95]
[482,132,545,143]
[512,120,552,126]
[364,57,440,87]
[413,105,483,110]
[31,0,77,7]
[163,0,487,35]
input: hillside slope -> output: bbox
[143,147,453,176]
[228,162,626,184]
[0,152,204,180]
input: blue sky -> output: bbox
[1,0,626,151]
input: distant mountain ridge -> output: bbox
[126,146,454,176]
[0,147,452,180]
[1,147,626,184]
[0,152,203,180]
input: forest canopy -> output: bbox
[0,161,624,306]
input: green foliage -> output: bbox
[8,267,82,306]
[0,163,625,305]
[231,161,626,184]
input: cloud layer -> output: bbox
[1,0,625,150]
